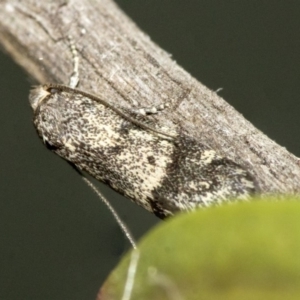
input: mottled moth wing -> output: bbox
[29,84,257,219]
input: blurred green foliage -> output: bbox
[100,199,300,300]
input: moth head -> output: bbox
[29,85,51,112]
[29,85,64,149]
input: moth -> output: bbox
[29,40,257,219]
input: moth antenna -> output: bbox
[68,35,80,88]
[82,175,140,299]
[121,249,140,300]
[81,175,137,249]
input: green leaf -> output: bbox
[99,199,300,300]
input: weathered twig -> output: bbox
[0,0,299,195]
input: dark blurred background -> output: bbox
[1,1,300,299]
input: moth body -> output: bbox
[30,84,256,218]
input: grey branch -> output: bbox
[0,0,299,194]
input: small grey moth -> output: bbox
[29,36,257,219]
[29,82,257,219]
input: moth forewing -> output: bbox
[29,83,257,219]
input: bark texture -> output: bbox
[0,0,299,194]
